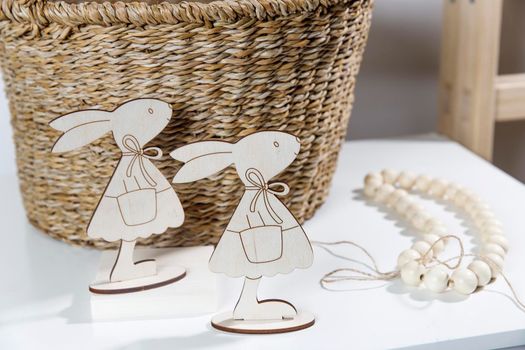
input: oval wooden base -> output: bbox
[89,266,186,294]
[211,311,315,334]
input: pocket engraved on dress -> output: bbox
[240,225,283,263]
[117,188,158,226]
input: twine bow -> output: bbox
[245,168,290,224]
[121,134,162,187]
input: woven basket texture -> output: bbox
[0,0,373,248]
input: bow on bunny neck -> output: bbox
[121,134,163,187]
[245,168,290,225]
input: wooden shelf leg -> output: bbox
[438,0,503,161]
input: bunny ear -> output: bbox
[171,141,234,183]
[50,110,112,153]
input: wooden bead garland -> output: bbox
[363,169,508,295]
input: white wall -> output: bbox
[349,0,442,139]
[349,0,525,182]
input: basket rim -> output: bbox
[0,0,366,27]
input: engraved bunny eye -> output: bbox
[148,108,154,115]
[273,141,280,148]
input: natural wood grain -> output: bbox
[211,310,315,334]
[89,268,186,295]
[438,0,461,136]
[172,131,314,331]
[438,0,503,161]
[51,99,186,292]
[495,74,525,122]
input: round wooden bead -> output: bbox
[481,243,506,259]
[387,189,407,207]
[364,178,382,197]
[395,196,412,214]
[381,169,399,184]
[486,235,509,252]
[473,202,491,215]
[423,218,441,233]
[364,186,376,198]
[429,179,447,197]
[464,197,481,215]
[423,265,449,293]
[453,190,467,207]
[470,194,483,205]
[422,233,444,253]
[375,184,395,203]
[483,253,504,276]
[482,219,503,230]
[400,261,426,286]
[365,172,382,185]
[412,241,433,260]
[443,184,460,200]
[397,249,421,268]
[429,224,448,238]
[450,268,478,295]
[468,260,492,286]
[412,212,431,230]
[403,202,419,220]
[364,184,378,197]
[483,225,504,237]
[461,188,476,202]
[474,209,495,227]
[404,203,422,221]
[414,175,431,192]
[398,171,416,189]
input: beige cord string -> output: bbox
[313,240,400,283]
[313,235,525,312]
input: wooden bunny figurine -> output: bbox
[171,131,314,333]
[51,98,186,293]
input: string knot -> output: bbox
[121,134,162,187]
[245,168,289,224]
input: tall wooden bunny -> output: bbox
[171,131,315,333]
[51,98,186,294]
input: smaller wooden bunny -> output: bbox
[171,131,314,333]
[51,98,185,293]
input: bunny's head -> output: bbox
[51,98,172,153]
[171,131,301,185]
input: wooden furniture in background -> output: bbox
[438,0,525,161]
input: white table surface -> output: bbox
[1,80,525,348]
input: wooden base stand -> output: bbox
[89,265,186,294]
[211,311,315,334]
[89,247,189,295]
[89,246,217,321]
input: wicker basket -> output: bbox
[0,0,373,248]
